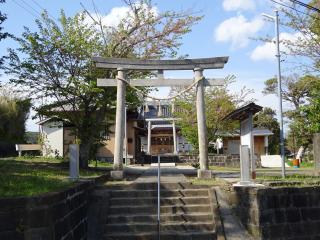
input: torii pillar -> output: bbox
[112,68,126,179]
[195,68,211,179]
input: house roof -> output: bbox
[223,102,263,121]
[36,116,63,125]
[252,128,273,136]
[217,128,273,137]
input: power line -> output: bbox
[271,0,320,21]
[11,0,39,18]
[30,0,47,11]
[288,0,320,14]
[18,0,42,17]
[30,0,58,21]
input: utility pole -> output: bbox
[262,10,286,178]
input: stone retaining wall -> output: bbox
[233,186,320,240]
[178,154,240,167]
[0,181,94,240]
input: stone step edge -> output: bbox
[110,196,210,205]
[109,204,211,209]
[110,196,209,201]
[96,188,210,193]
[104,230,216,237]
[107,213,213,218]
[95,184,203,188]
[105,221,214,227]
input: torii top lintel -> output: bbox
[92,56,229,70]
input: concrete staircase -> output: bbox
[89,182,216,240]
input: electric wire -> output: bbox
[288,0,320,14]
[18,0,42,17]
[11,0,39,18]
[270,0,320,21]
[30,0,58,21]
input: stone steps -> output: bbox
[109,196,210,205]
[108,189,209,198]
[107,213,213,223]
[96,182,207,190]
[105,221,214,232]
[104,230,216,240]
[109,204,211,215]
[91,182,216,240]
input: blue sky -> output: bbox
[0,0,301,131]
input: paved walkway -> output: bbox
[125,165,197,182]
[133,165,193,183]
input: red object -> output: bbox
[292,159,300,168]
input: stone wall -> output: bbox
[178,154,240,167]
[233,186,320,240]
[0,181,93,240]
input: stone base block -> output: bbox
[233,182,264,187]
[197,169,213,179]
[111,170,124,180]
[313,170,320,176]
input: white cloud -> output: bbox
[85,3,158,29]
[250,32,303,61]
[222,0,256,11]
[101,6,131,28]
[215,15,264,49]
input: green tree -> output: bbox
[0,0,10,67]
[302,84,320,133]
[0,88,31,143]
[253,107,280,154]
[279,0,320,73]
[4,1,201,168]
[172,78,250,151]
[263,74,320,156]
[0,0,9,42]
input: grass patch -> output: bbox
[257,174,320,181]
[286,160,314,168]
[257,174,320,187]
[0,157,105,197]
[88,160,113,168]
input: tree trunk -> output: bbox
[79,140,91,169]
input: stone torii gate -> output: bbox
[93,57,229,179]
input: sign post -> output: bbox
[224,103,263,186]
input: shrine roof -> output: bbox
[223,102,263,121]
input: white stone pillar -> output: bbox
[264,135,269,155]
[239,145,251,185]
[69,144,79,180]
[113,68,126,172]
[147,121,151,154]
[194,68,210,178]
[240,113,255,180]
[172,121,177,154]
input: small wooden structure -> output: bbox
[224,102,262,184]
